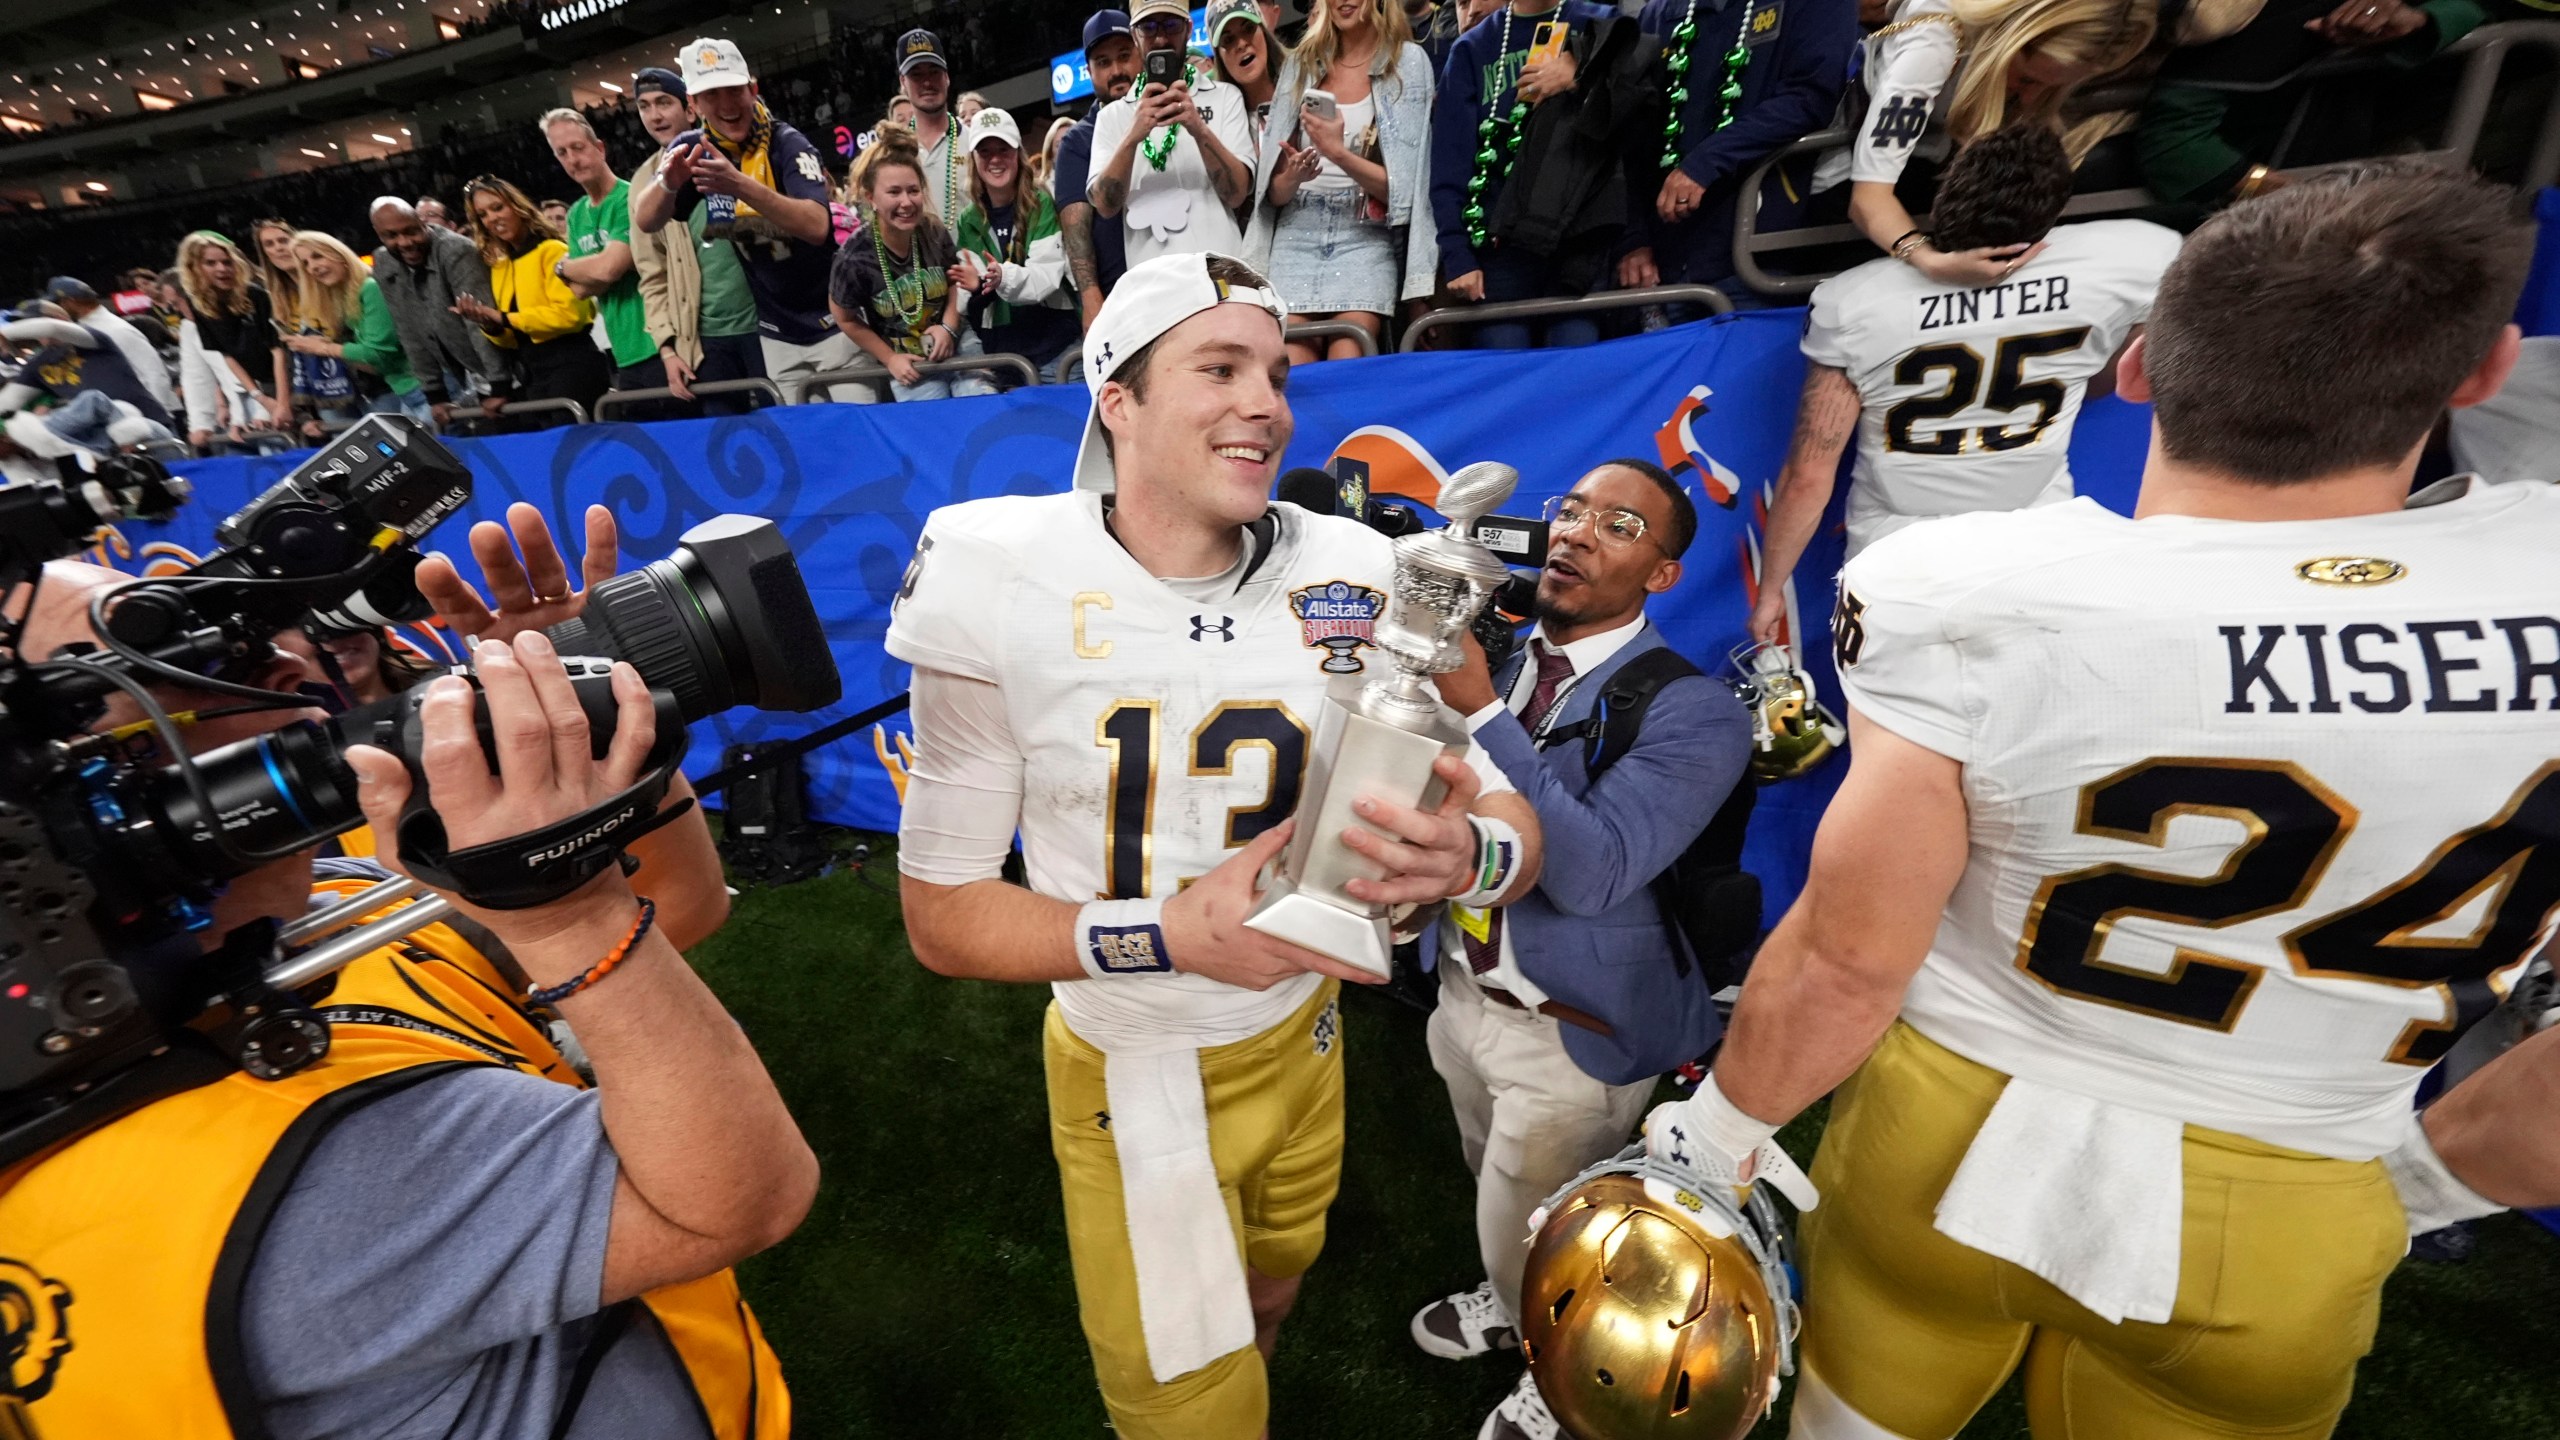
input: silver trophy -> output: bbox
[1244,461,1520,977]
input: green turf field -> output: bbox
[689,848,2560,1438]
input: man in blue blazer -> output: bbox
[1407,458,1754,1440]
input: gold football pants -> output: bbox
[1044,980,1345,1440]
[1796,1022,2407,1440]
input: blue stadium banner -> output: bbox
[125,311,2152,921]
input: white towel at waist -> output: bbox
[1932,1072,2186,1326]
[1100,1045,1257,1383]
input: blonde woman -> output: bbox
[1826,0,2155,286]
[451,175,608,414]
[280,231,428,429]
[1033,115,1077,192]
[1245,0,1437,362]
[175,230,288,429]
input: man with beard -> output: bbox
[896,29,968,222]
[1058,9,1143,327]
[1413,457,1752,1440]
[367,198,509,427]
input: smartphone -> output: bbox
[1301,88,1339,123]
[1527,20,1568,63]
[1143,48,1184,89]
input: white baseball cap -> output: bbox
[1073,252,1289,494]
[962,106,1021,154]
[679,37,753,93]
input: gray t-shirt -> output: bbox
[239,1063,715,1439]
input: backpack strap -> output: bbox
[1578,647,1704,780]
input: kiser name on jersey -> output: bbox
[2216,614,2560,717]
[1917,274,2072,333]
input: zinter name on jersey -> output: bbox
[1918,274,2072,332]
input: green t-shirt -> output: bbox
[689,201,761,340]
[567,179,656,368]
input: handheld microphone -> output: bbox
[1275,467,1339,517]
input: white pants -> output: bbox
[760,330,877,404]
[1426,962,1653,1324]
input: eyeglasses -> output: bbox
[1541,495,1654,548]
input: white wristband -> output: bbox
[1690,1071,1782,1159]
[1451,815,1524,907]
[2382,1112,2506,1236]
[1073,898,1178,980]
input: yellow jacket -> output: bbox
[487,238,595,346]
[0,878,789,1438]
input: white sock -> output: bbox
[1789,1363,1925,1440]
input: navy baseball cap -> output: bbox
[897,28,947,74]
[632,66,686,98]
[1082,9,1134,53]
[42,276,97,304]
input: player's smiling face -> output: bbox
[1104,303,1293,530]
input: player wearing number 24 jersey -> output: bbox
[1647,165,2545,1440]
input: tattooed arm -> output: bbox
[1061,201,1105,327]
[1747,362,1863,644]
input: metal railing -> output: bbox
[590,378,786,421]
[1287,320,1381,356]
[440,397,590,435]
[787,352,1043,402]
[1398,285,1734,352]
[1055,350,1086,386]
[1730,20,2560,298]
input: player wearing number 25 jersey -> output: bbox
[1753,126,2177,647]
[1648,164,2543,1440]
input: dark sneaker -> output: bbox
[1410,1280,1518,1360]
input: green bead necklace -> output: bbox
[1659,0,1757,173]
[871,217,929,333]
[1139,57,1195,171]
[1463,8,1533,250]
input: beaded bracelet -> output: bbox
[526,897,657,1006]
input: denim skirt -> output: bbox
[1266,186,1398,317]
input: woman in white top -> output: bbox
[1247,0,1439,362]
[1830,0,2155,287]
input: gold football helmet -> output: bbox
[1728,642,1845,783]
[1519,1147,1801,1440]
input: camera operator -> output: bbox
[1411,459,1751,1440]
[0,550,812,1435]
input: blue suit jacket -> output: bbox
[1451,622,1754,1086]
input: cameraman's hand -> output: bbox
[417,501,618,642]
[1162,820,1386,988]
[345,632,658,940]
[1340,753,1483,906]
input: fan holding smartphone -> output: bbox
[1085,0,1260,264]
[1247,0,1438,362]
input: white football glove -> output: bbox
[1642,1074,1821,1212]
[2382,1111,2504,1237]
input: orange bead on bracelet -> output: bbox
[525,897,656,1006]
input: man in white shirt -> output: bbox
[1087,0,1258,267]
[1648,163,2543,1440]
[888,252,1541,1440]
[1750,124,2178,643]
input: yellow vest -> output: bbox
[0,878,790,1439]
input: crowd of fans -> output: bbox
[0,0,2538,458]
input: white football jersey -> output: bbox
[886,491,1493,1044]
[1834,478,2560,1159]
[1804,219,2181,556]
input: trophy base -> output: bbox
[1242,881,1395,980]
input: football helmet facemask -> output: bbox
[1728,641,1845,783]
[1519,1145,1803,1440]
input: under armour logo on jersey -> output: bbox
[1869,94,1928,148]
[1191,615,1237,642]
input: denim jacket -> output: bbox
[1243,42,1440,303]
